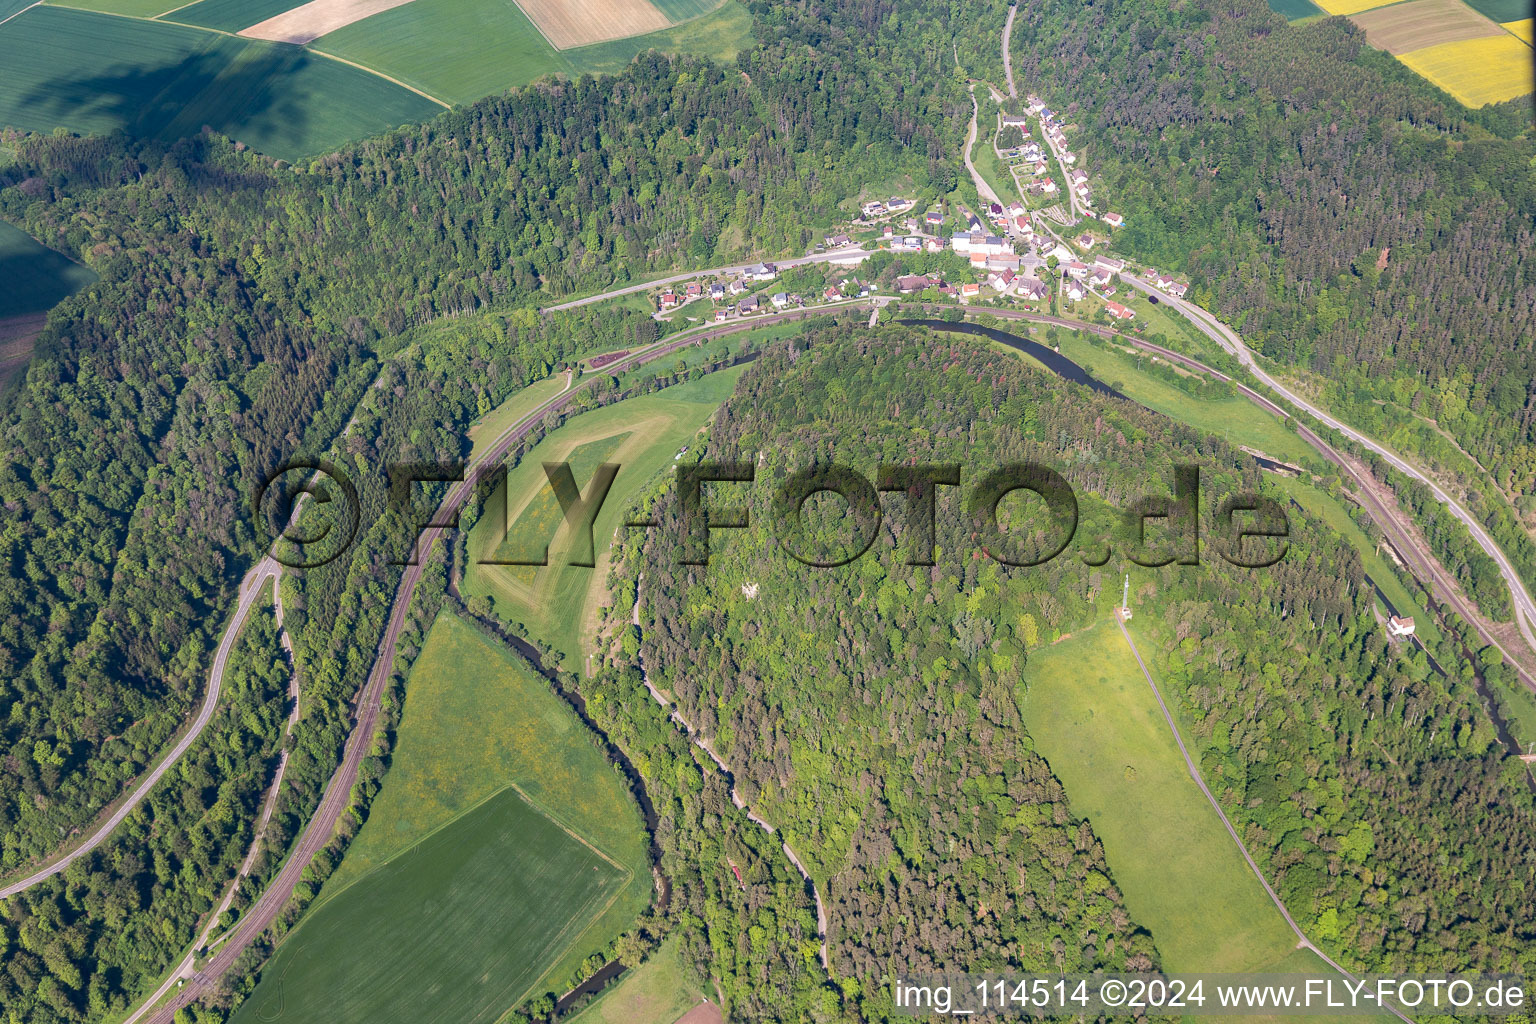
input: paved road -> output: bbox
[1,558,281,899]
[142,306,858,1023]
[964,85,1002,208]
[1121,273,1536,663]
[1002,3,1017,97]
[541,246,870,313]
[1114,612,1416,1024]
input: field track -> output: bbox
[239,0,418,43]
[516,0,669,49]
[1349,0,1503,54]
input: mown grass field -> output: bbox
[0,219,97,319]
[1395,34,1533,106]
[567,937,702,1024]
[46,0,181,17]
[463,365,746,669]
[1021,617,1367,1023]
[230,786,628,1024]
[1020,618,1300,974]
[467,372,567,461]
[0,6,439,158]
[312,0,750,106]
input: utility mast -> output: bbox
[1121,574,1133,620]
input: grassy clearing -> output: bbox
[467,372,567,461]
[0,6,438,159]
[311,610,652,1005]
[567,936,701,1024]
[313,0,751,106]
[230,787,627,1024]
[0,219,97,319]
[1396,34,1533,106]
[463,365,746,669]
[1040,330,1317,466]
[1020,617,1300,974]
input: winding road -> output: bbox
[140,307,860,1023]
[0,557,282,899]
[1121,273,1536,669]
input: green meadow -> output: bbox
[230,787,628,1024]
[313,0,752,106]
[567,937,703,1024]
[1021,616,1364,1023]
[463,364,747,670]
[467,372,568,461]
[0,6,439,158]
[167,0,307,32]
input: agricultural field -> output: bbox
[170,0,311,32]
[229,787,629,1024]
[1267,0,1323,20]
[245,608,652,1023]
[312,0,751,106]
[1503,17,1532,42]
[1020,617,1361,1018]
[517,0,669,48]
[0,6,440,158]
[567,937,703,1024]
[239,0,422,44]
[1311,0,1396,17]
[463,364,747,669]
[1349,0,1507,52]
[1395,34,1534,106]
[0,219,96,320]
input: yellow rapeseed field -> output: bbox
[1500,18,1533,44]
[1397,35,1535,106]
[1313,0,1398,17]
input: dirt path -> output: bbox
[633,592,831,971]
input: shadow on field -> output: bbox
[21,43,321,154]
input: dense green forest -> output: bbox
[0,0,994,883]
[582,327,1536,1019]
[1006,0,1535,531]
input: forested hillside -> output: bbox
[1007,0,1535,501]
[0,0,990,881]
[585,327,1536,1020]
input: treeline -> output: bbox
[0,0,983,881]
[1006,0,1536,504]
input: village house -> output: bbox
[1089,267,1113,288]
[1093,256,1126,275]
[1064,280,1086,301]
[1103,212,1125,228]
[861,200,886,218]
[925,210,944,226]
[1388,615,1416,638]
[727,277,749,295]
[709,282,726,300]
[825,233,852,248]
[985,254,1021,272]
[738,294,760,314]
[1105,300,1135,320]
[684,282,701,298]
[896,274,934,294]
[659,292,679,309]
[1017,277,1049,302]
[1001,113,1029,128]
[714,308,728,322]
[924,237,944,253]
[1151,272,1189,297]
[770,292,790,308]
[960,282,981,300]
[1064,260,1091,280]
[823,285,841,302]
[1075,233,1096,249]
[744,263,778,282]
[989,269,1016,292]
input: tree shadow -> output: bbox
[19,39,322,158]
